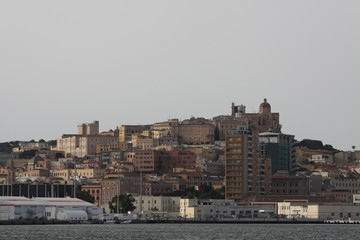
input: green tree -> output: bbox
[19,150,37,159]
[39,139,46,143]
[162,185,225,199]
[296,139,340,152]
[75,190,95,203]
[0,141,20,153]
[297,139,324,150]
[47,140,57,147]
[109,194,136,213]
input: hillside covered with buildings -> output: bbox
[1,99,360,221]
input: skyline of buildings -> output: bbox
[1,98,360,217]
[0,98,353,152]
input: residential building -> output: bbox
[330,179,360,201]
[160,150,197,173]
[295,147,333,164]
[81,184,102,207]
[144,180,174,195]
[100,173,144,211]
[132,134,156,150]
[152,119,179,139]
[13,141,50,152]
[133,195,180,214]
[50,169,106,182]
[270,175,310,195]
[334,151,355,163]
[0,152,19,167]
[309,154,334,164]
[119,125,151,143]
[178,117,215,145]
[96,142,131,154]
[225,125,271,201]
[131,150,162,173]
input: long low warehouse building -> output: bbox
[33,198,103,221]
[0,197,44,220]
[0,196,102,221]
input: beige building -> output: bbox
[180,198,275,220]
[16,169,50,178]
[77,121,99,135]
[295,147,333,164]
[119,125,151,143]
[50,168,106,181]
[178,117,215,145]
[277,202,360,220]
[152,119,179,139]
[96,142,131,154]
[214,99,280,141]
[13,141,50,152]
[132,134,156,150]
[57,135,118,157]
[133,195,180,214]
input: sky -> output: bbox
[0,1,359,151]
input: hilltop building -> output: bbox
[214,99,280,141]
[77,121,99,135]
[178,117,215,145]
[56,121,118,157]
[119,125,151,143]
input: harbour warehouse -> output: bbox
[0,196,102,221]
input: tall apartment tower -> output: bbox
[225,125,271,201]
[77,121,99,135]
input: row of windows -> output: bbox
[226,166,241,169]
[227,138,241,141]
[334,182,360,187]
[227,182,241,186]
[227,143,242,147]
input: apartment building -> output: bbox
[225,125,271,201]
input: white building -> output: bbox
[180,199,275,220]
[33,198,102,221]
[277,202,360,220]
[0,197,44,221]
[0,197,102,221]
[133,195,180,214]
[57,135,118,157]
[310,154,333,164]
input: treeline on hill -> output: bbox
[0,140,57,159]
[295,139,339,152]
[160,185,225,199]
[0,141,20,153]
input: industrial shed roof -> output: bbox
[0,196,44,206]
[33,197,96,207]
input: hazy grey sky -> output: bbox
[1,1,359,151]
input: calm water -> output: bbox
[0,224,359,240]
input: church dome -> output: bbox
[259,98,271,114]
